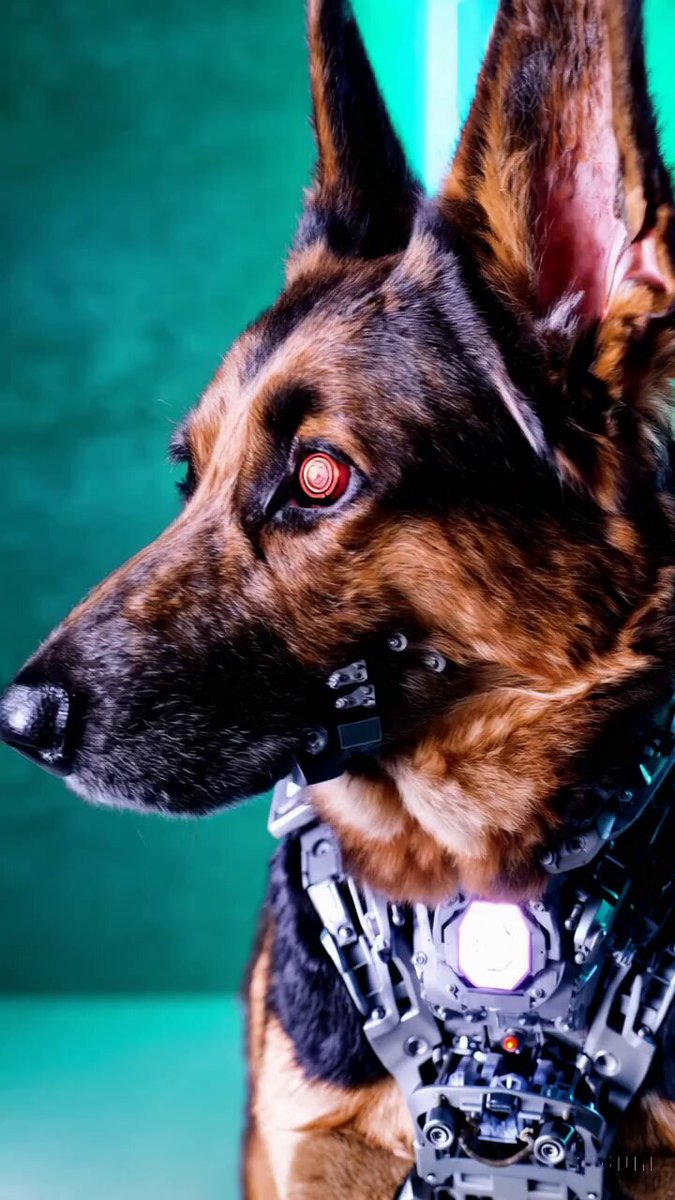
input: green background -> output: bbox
[2,0,673,998]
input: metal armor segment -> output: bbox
[269,696,675,1200]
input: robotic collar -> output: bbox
[270,638,675,1200]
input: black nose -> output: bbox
[0,682,73,775]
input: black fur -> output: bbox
[296,0,421,258]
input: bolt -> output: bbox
[422,650,446,673]
[425,1175,436,1184]
[337,923,354,941]
[387,632,408,652]
[390,904,406,927]
[370,1006,386,1021]
[304,726,328,755]
[594,1051,619,1075]
[404,1036,429,1058]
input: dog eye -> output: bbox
[295,452,351,507]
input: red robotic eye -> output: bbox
[297,452,350,504]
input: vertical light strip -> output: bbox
[423,0,461,192]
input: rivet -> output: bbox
[387,632,408,652]
[304,726,328,755]
[422,650,446,673]
[404,1036,429,1057]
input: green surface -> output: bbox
[0,997,245,1199]
[1,0,673,999]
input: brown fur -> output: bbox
[245,940,413,1200]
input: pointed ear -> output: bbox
[294,0,421,259]
[441,0,675,362]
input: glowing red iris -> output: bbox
[298,452,349,503]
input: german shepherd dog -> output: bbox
[1,1,674,1196]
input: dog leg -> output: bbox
[244,927,413,1199]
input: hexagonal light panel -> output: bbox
[457,901,531,992]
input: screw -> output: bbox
[387,632,408,652]
[304,727,328,755]
[414,951,428,968]
[337,923,354,941]
[594,1051,619,1075]
[530,987,545,1001]
[422,650,446,673]
[404,1036,429,1057]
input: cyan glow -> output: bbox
[457,900,531,991]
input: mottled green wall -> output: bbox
[1,2,673,993]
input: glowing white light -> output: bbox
[457,901,531,991]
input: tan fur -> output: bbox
[244,935,413,1199]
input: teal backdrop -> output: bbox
[2,0,674,999]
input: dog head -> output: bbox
[2,0,674,897]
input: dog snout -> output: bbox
[0,673,75,776]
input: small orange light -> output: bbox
[298,453,349,502]
[502,1033,521,1054]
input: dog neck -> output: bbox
[309,660,675,904]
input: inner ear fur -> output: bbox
[441,0,674,492]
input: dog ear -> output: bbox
[294,0,421,259]
[441,0,674,453]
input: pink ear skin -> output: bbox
[605,233,670,317]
